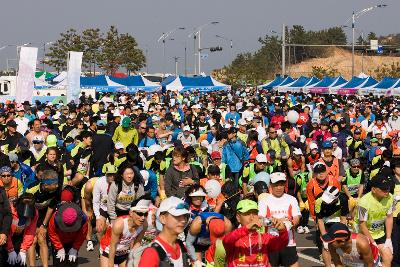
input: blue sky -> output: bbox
[0,0,397,74]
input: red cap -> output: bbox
[61,189,74,202]
[209,218,225,243]
[211,151,222,160]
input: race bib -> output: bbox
[370,219,385,231]
[78,158,89,173]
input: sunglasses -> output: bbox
[351,165,360,168]
[134,211,148,217]
[1,174,11,177]
[33,140,44,144]
[269,131,277,134]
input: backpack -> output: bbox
[151,239,191,267]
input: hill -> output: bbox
[287,48,400,79]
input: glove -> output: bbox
[384,238,393,254]
[56,248,66,262]
[323,241,329,251]
[68,248,78,262]
[304,200,309,210]
[18,251,27,266]
[7,251,19,265]
[193,260,206,267]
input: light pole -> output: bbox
[158,27,185,77]
[346,4,387,77]
[189,21,219,75]
[271,25,286,76]
[173,56,180,76]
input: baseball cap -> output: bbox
[61,188,75,202]
[369,174,391,191]
[236,199,258,213]
[330,137,338,143]
[122,117,131,128]
[270,172,286,184]
[310,143,318,150]
[313,162,327,173]
[321,140,333,149]
[370,138,378,143]
[255,154,268,163]
[104,164,118,174]
[96,120,106,127]
[115,142,124,150]
[211,151,222,160]
[189,187,207,197]
[8,153,19,162]
[33,135,44,144]
[183,125,191,132]
[375,129,383,135]
[311,117,320,124]
[157,197,190,217]
[293,148,303,155]
[238,119,247,126]
[321,222,351,243]
[321,186,340,204]
[130,198,151,212]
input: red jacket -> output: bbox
[48,211,88,250]
[7,206,38,252]
[223,226,288,267]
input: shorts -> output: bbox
[194,243,209,253]
[269,246,298,266]
[99,209,110,220]
[374,235,386,245]
[102,251,128,265]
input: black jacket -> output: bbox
[91,132,114,175]
[0,187,12,237]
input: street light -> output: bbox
[215,35,233,48]
[270,25,286,76]
[345,4,387,76]
[189,21,219,75]
[42,41,53,71]
[158,27,186,77]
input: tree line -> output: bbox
[46,26,145,75]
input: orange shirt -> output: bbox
[0,177,22,201]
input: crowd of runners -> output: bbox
[0,89,400,267]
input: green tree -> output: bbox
[373,62,400,80]
[46,29,84,72]
[119,33,146,75]
[311,66,339,79]
[82,28,103,75]
[368,32,378,41]
[356,35,365,45]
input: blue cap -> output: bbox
[96,120,106,126]
[322,140,333,149]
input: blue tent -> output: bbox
[258,76,286,90]
[360,77,378,88]
[109,75,161,93]
[276,76,319,92]
[161,75,230,92]
[373,77,399,90]
[310,76,336,88]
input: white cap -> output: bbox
[183,126,191,131]
[115,142,124,150]
[238,119,247,126]
[140,170,150,186]
[200,140,209,147]
[33,135,44,142]
[157,197,190,217]
[148,144,162,157]
[270,172,286,184]
[130,199,151,212]
[253,108,260,113]
[189,188,207,197]
[310,143,318,150]
[255,154,268,163]
[293,148,303,155]
[330,137,338,143]
[321,186,340,204]
[375,129,383,135]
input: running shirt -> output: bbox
[100,216,144,256]
[336,233,380,267]
[258,193,301,247]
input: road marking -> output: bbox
[298,252,324,265]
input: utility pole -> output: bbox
[184,45,187,76]
[194,35,197,75]
[282,23,286,76]
[173,56,180,76]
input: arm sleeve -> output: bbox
[92,181,101,219]
[107,182,118,220]
[72,218,88,250]
[48,215,64,251]
[20,210,39,252]
[223,227,249,254]
[138,247,160,267]
[185,232,197,261]
[0,189,12,235]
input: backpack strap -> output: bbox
[151,242,172,266]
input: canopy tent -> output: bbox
[161,76,230,92]
[276,76,320,93]
[330,76,366,95]
[258,76,286,90]
[307,76,347,94]
[363,77,400,96]
[51,71,67,83]
[391,79,400,95]
[34,77,52,89]
[109,75,161,93]
[35,71,55,80]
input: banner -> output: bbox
[16,47,38,103]
[67,51,83,104]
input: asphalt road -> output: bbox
[35,221,323,267]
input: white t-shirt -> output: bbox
[258,193,301,247]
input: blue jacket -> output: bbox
[222,139,249,173]
[225,112,240,125]
[138,136,158,148]
[12,163,38,192]
[144,170,158,201]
